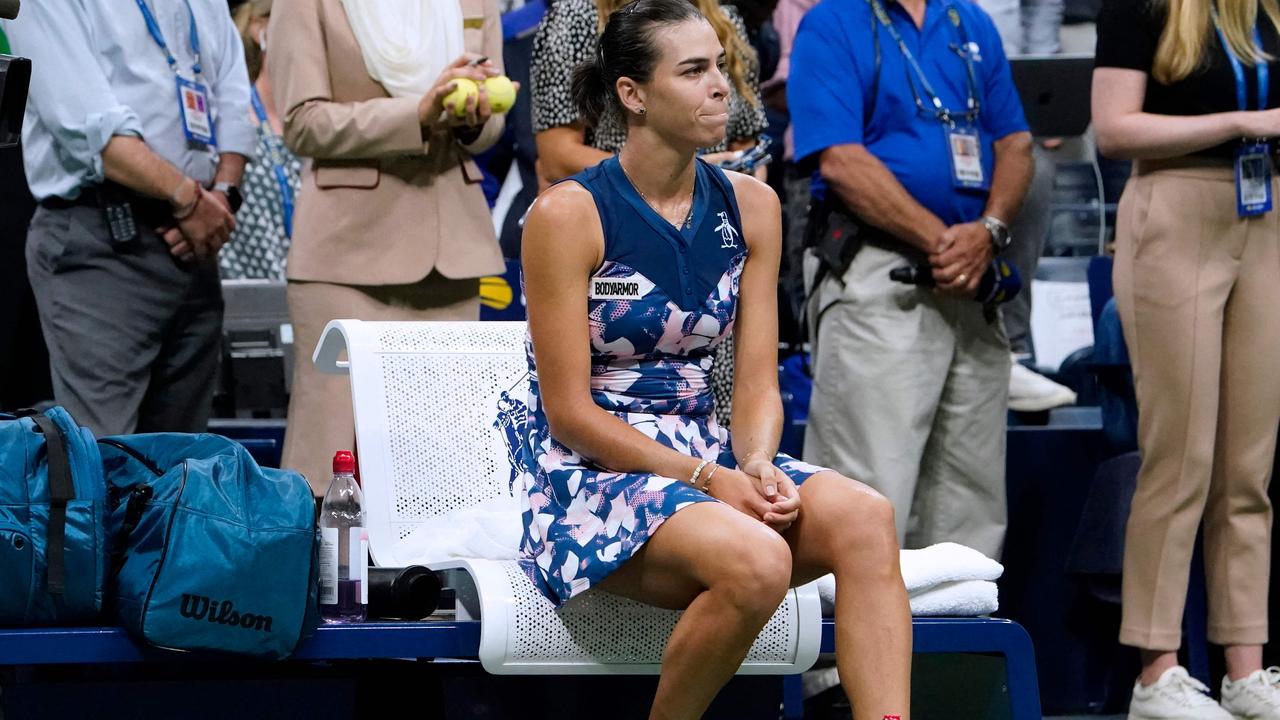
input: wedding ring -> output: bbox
[957,273,968,284]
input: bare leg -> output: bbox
[598,501,794,720]
[1225,645,1264,681]
[1138,650,1179,686]
[785,471,913,719]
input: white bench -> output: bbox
[313,319,821,675]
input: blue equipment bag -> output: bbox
[0,407,108,625]
[100,433,319,659]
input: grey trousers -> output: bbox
[803,241,1011,559]
[24,205,223,436]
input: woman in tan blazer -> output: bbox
[269,0,507,494]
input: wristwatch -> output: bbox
[981,215,1012,253]
[213,182,244,213]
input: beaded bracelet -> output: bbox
[688,459,710,488]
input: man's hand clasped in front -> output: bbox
[160,178,236,263]
[930,221,993,299]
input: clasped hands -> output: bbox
[927,220,993,299]
[160,179,235,263]
[709,451,802,534]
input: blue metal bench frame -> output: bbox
[0,617,1040,718]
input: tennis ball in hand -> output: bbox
[483,75,518,114]
[443,78,480,117]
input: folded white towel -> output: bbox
[387,494,524,567]
[815,573,999,617]
[900,542,1003,595]
[908,580,999,617]
[815,542,1001,615]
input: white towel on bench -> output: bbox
[386,495,524,567]
[907,580,1000,617]
[816,575,999,617]
[814,542,1003,617]
[900,542,1003,595]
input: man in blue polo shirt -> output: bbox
[790,0,1033,559]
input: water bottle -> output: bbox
[318,450,367,624]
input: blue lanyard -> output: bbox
[868,0,980,125]
[250,87,295,239]
[1212,9,1269,113]
[135,0,203,77]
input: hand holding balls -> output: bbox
[443,76,518,117]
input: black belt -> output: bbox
[39,183,173,226]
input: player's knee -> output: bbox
[714,527,792,618]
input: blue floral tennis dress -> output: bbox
[517,157,827,606]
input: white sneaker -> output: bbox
[1128,666,1234,719]
[1221,668,1280,719]
[1008,361,1078,412]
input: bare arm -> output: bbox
[727,173,784,464]
[983,131,1033,223]
[214,152,248,187]
[1092,67,1280,159]
[522,183,703,482]
[102,136,235,260]
[535,125,613,182]
[818,143,948,253]
[723,172,802,526]
[101,135,192,203]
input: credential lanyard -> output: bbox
[135,0,204,78]
[868,0,980,125]
[1212,8,1268,113]
[250,87,295,240]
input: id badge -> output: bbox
[1235,143,1273,217]
[176,76,215,148]
[948,126,986,189]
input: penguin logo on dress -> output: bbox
[714,211,740,249]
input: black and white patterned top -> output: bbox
[218,124,302,281]
[531,0,767,153]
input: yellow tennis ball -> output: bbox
[483,76,518,114]
[479,275,514,310]
[444,78,480,117]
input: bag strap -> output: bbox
[98,438,165,478]
[31,413,74,597]
[96,439,164,584]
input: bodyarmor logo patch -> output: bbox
[589,274,655,300]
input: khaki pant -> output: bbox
[1116,159,1280,650]
[803,240,1011,560]
[282,274,480,496]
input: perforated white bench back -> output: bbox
[314,319,820,675]
[315,320,529,561]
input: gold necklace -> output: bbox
[620,161,696,230]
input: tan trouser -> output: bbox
[282,274,480,496]
[1116,159,1280,651]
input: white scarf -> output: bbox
[339,0,466,99]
